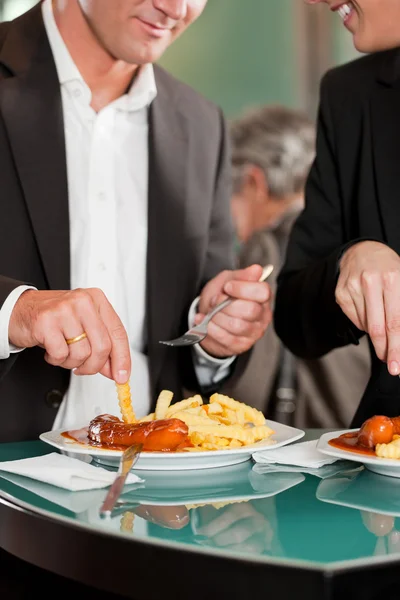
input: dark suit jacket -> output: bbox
[0,4,242,441]
[274,48,400,427]
[222,210,370,428]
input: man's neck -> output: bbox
[53,0,138,112]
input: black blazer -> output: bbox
[0,5,241,441]
[274,48,400,427]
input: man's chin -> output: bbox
[123,44,169,65]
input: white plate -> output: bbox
[39,420,305,471]
[317,429,400,478]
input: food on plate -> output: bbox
[63,388,275,453]
[88,413,190,451]
[137,391,275,451]
[329,415,400,458]
[115,381,136,424]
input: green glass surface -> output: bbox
[0,430,400,572]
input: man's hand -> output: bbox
[337,240,400,375]
[8,288,131,383]
[196,264,272,358]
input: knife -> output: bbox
[99,443,142,518]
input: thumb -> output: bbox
[231,264,263,283]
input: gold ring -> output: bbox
[66,332,87,345]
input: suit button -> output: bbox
[45,389,63,408]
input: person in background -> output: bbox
[274,0,400,426]
[222,104,370,428]
[0,0,272,444]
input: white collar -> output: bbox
[41,0,157,111]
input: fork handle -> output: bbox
[201,264,274,326]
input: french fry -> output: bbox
[138,412,155,422]
[132,388,275,453]
[155,389,174,419]
[116,382,136,424]
[120,511,135,533]
[172,411,216,427]
[165,395,203,417]
[210,393,266,426]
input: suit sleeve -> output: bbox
[274,72,364,359]
[0,275,29,379]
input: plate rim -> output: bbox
[317,428,400,467]
[39,419,305,461]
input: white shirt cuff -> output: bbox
[188,296,236,386]
[0,285,37,359]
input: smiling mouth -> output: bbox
[336,2,354,21]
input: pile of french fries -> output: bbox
[138,390,275,452]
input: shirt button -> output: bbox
[73,88,82,98]
[98,192,106,202]
[45,389,63,409]
[98,262,107,272]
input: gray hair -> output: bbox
[229,104,316,198]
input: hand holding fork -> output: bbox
[160,264,273,356]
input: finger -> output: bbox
[211,298,266,324]
[229,264,264,282]
[100,358,112,380]
[362,274,387,361]
[223,279,270,303]
[200,306,271,357]
[205,306,266,338]
[383,277,400,375]
[71,312,112,376]
[58,324,91,371]
[133,505,190,529]
[195,504,259,537]
[43,328,71,367]
[335,277,364,331]
[212,517,265,547]
[92,290,131,383]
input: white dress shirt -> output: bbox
[0,0,234,429]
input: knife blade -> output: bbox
[99,442,142,518]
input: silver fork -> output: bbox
[159,264,274,347]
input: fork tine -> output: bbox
[159,332,206,346]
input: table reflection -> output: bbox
[317,468,400,558]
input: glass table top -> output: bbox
[1,430,400,572]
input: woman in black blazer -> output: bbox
[275,0,400,426]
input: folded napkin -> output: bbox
[0,453,143,492]
[252,439,339,469]
[252,461,360,480]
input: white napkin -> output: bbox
[252,461,360,480]
[252,440,338,469]
[0,453,143,492]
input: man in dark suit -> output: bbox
[0,0,272,443]
[275,0,400,426]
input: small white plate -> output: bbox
[39,420,305,471]
[317,429,400,479]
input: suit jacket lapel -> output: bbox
[147,68,189,391]
[0,6,70,290]
[371,50,400,253]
